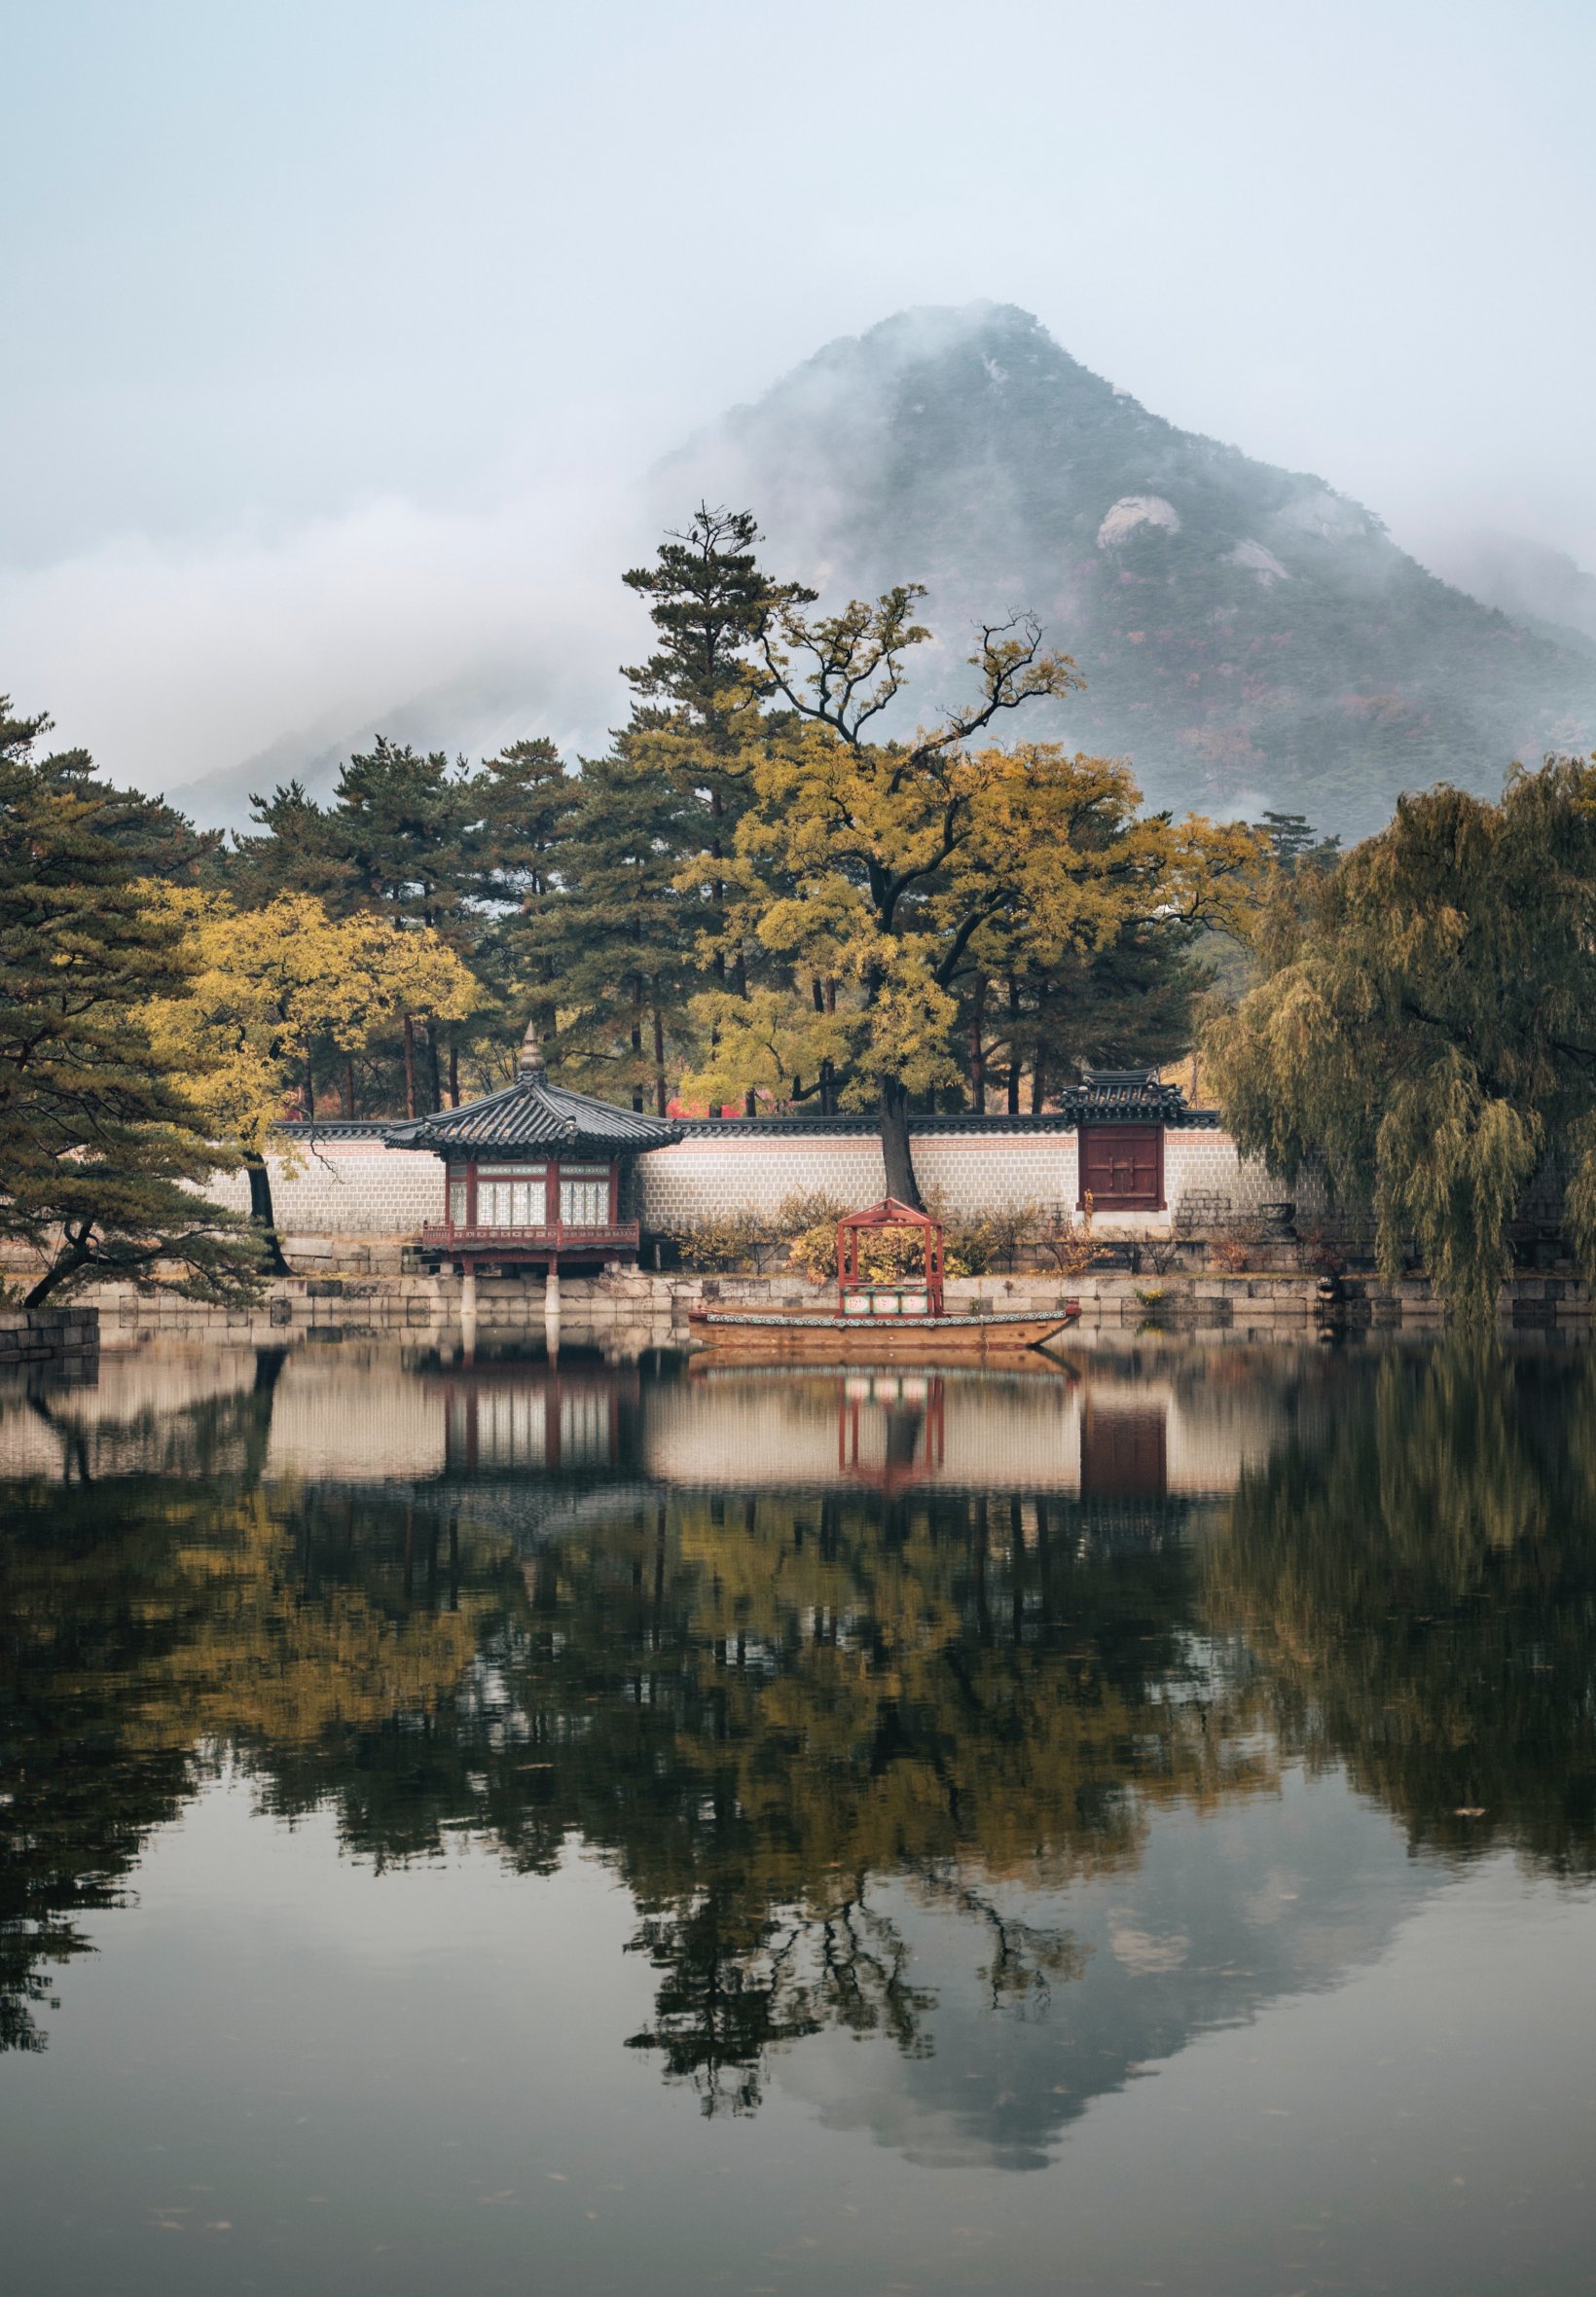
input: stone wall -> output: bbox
[0,1305,98,1367]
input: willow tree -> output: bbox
[1204,756,1596,1322]
[684,592,1262,1202]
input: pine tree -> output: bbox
[0,703,257,1306]
[462,736,577,1083]
[526,747,694,1115]
[621,506,812,1109]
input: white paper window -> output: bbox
[448,1179,467,1226]
[474,1170,549,1229]
[559,1177,609,1228]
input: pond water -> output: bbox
[2,1336,1594,2296]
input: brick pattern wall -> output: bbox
[205,1142,442,1235]
[1164,1134,1333,1223]
[208,1127,1325,1242]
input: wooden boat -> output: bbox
[685,1197,1080,1358]
[687,1306,1079,1359]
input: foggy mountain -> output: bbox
[163,303,1596,842]
[669,304,1596,836]
[1419,529,1596,654]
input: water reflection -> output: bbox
[2,1338,1594,2150]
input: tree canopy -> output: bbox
[141,889,474,1265]
[0,703,256,1307]
[682,590,1263,1200]
[1205,756,1596,1320]
[0,503,1266,1262]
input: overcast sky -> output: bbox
[4,0,1593,799]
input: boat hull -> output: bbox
[686,1307,1078,1358]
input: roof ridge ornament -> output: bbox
[517,1019,548,1082]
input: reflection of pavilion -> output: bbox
[836,1372,947,1493]
[429,1362,636,1477]
[0,1348,1292,1559]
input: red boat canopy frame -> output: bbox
[835,1197,946,1317]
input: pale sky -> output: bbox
[4,0,1593,803]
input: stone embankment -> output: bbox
[74,1266,1593,1346]
[0,1305,99,1367]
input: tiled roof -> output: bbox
[386,1075,676,1155]
[1070,1068,1192,1119]
[671,1103,1221,1137]
[670,1072,1218,1136]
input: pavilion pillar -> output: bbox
[544,1259,561,1355]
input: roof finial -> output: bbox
[517,1018,547,1081]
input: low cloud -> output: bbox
[0,465,650,825]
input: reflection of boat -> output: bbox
[686,1197,1079,1358]
[688,1313,1078,1359]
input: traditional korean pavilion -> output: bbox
[385,1023,675,1272]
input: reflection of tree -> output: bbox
[269,1485,1268,2112]
[1209,1347,1596,1874]
[0,1356,516,2048]
[38,1342,1596,2112]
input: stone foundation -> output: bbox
[0,1305,99,1367]
[73,1266,1593,1350]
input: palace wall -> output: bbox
[198,1120,1327,1256]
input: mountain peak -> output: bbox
[667,308,1596,834]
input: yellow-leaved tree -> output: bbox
[682,591,1266,1204]
[144,891,475,1270]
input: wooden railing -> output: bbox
[420,1220,640,1254]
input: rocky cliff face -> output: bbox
[667,304,1596,835]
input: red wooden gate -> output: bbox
[1077,1124,1164,1211]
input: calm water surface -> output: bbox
[2,1336,1594,2295]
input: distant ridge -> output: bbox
[666,304,1596,835]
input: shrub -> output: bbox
[657,1209,784,1273]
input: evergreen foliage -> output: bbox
[0,704,256,1306]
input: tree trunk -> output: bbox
[23,1230,95,1308]
[450,1030,460,1109]
[651,985,667,1118]
[425,1022,443,1115]
[245,1150,291,1275]
[1031,1050,1046,1115]
[343,1059,356,1119]
[302,1044,315,1125]
[822,977,838,1114]
[878,1077,924,1209]
[1005,975,1022,1115]
[631,976,644,1113]
[969,974,987,1111]
[403,1014,417,1120]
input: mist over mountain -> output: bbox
[156,303,1596,841]
[1419,529,1596,654]
[668,304,1596,836]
